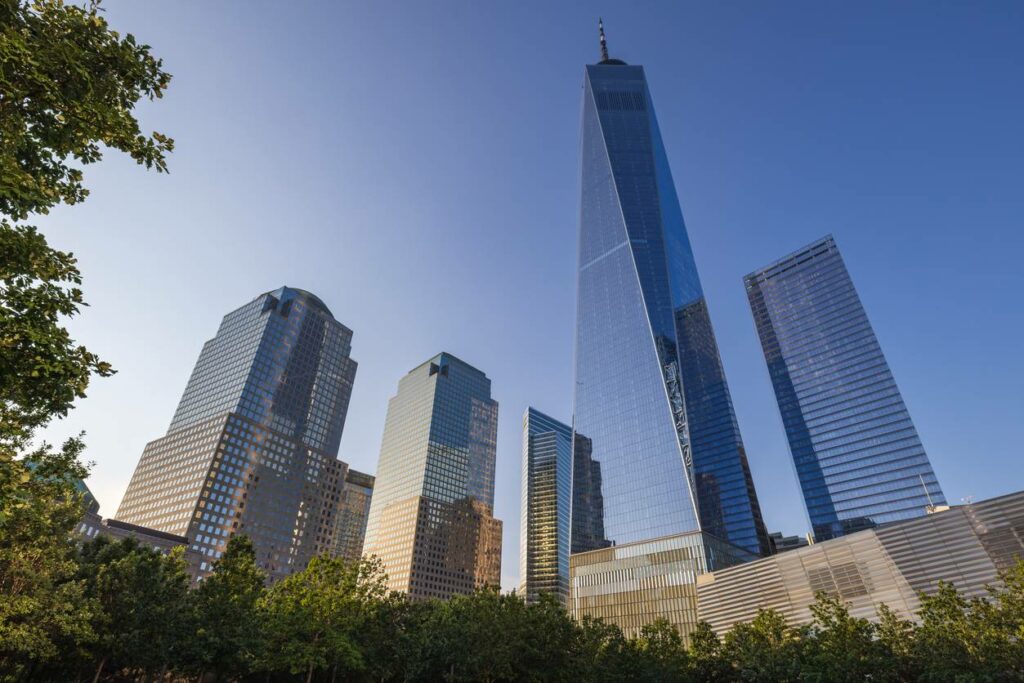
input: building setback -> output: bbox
[697,490,1024,633]
[572,24,769,558]
[745,236,946,541]
[519,408,573,605]
[116,287,359,581]
[363,353,501,600]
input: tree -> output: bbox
[258,556,388,683]
[358,592,431,683]
[187,535,265,681]
[721,608,804,683]
[76,536,191,682]
[424,588,520,683]
[569,616,631,683]
[631,619,690,683]
[688,621,730,683]
[1,0,173,445]
[875,603,919,681]
[0,440,95,681]
[515,593,579,682]
[801,593,887,682]
[912,575,1024,682]
[0,2,172,674]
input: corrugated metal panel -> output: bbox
[696,491,1024,634]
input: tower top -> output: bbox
[596,18,627,65]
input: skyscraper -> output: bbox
[331,469,375,562]
[744,235,946,541]
[363,353,502,600]
[519,408,572,605]
[116,287,359,580]
[572,25,769,556]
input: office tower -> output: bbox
[745,235,946,541]
[572,24,769,556]
[116,287,358,581]
[331,469,375,562]
[519,408,572,605]
[363,353,502,600]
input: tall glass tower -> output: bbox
[117,287,359,580]
[745,235,946,541]
[573,32,770,556]
[363,353,502,600]
[519,408,573,605]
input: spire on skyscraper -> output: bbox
[596,18,626,65]
[598,18,609,63]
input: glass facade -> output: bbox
[745,236,946,541]
[116,287,359,581]
[363,353,502,600]
[519,408,573,605]
[571,432,611,554]
[573,57,769,555]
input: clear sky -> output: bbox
[39,2,1024,591]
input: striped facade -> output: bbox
[696,490,1024,633]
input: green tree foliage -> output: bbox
[186,536,265,681]
[571,615,631,682]
[4,543,1024,681]
[801,594,887,682]
[912,574,1024,682]
[0,439,93,681]
[688,620,731,683]
[0,0,173,444]
[74,536,191,682]
[630,618,691,682]
[0,1,172,676]
[0,0,172,222]
[721,608,805,682]
[257,555,388,683]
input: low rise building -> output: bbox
[569,531,755,641]
[696,490,1024,633]
[768,531,810,554]
[78,508,203,576]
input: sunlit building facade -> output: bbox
[363,353,502,600]
[569,531,755,641]
[745,236,946,541]
[572,33,769,558]
[116,287,359,581]
[519,408,573,605]
[331,469,375,562]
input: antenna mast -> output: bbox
[598,18,609,62]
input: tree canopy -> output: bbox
[0,1,174,677]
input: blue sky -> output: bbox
[40,2,1024,591]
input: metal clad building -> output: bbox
[696,491,1024,633]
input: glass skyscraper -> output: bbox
[573,36,770,556]
[363,353,502,600]
[744,235,946,541]
[117,287,360,580]
[519,408,573,605]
